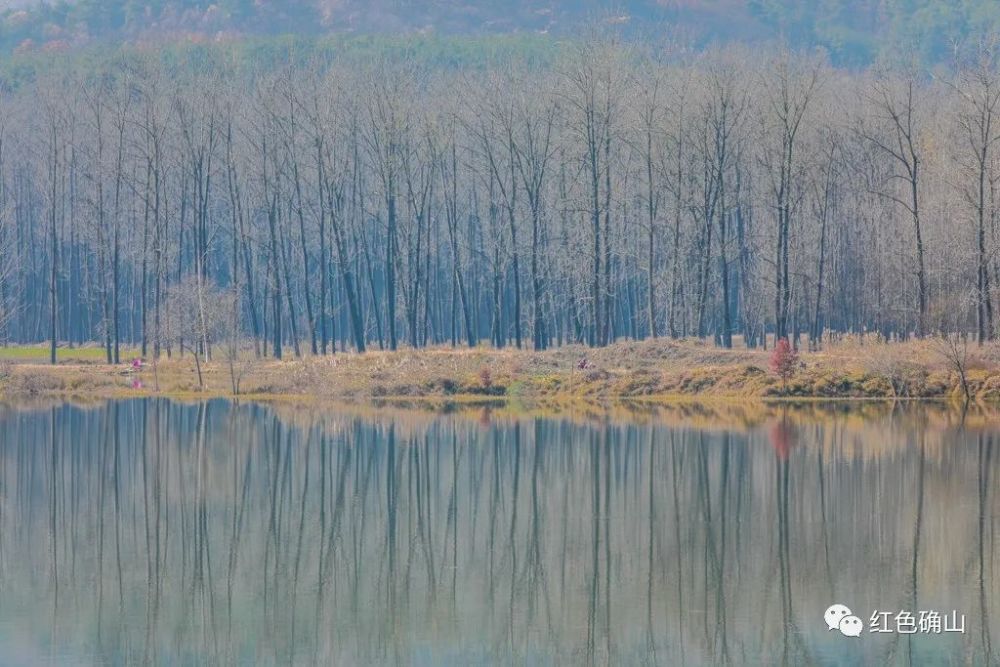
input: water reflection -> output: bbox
[0,400,995,665]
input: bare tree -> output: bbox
[162,274,231,390]
[947,40,1000,342]
[861,67,929,337]
[760,51,822,342]
[934,334,973,402]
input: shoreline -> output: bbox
[0,338,993,403]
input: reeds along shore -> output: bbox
[0,336,996,402]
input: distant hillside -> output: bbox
[2,0,999,64]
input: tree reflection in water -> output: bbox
[0,399,994,665]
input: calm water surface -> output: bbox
[0,400,996,666]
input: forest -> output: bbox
[3,35,1000,364]
[5,0,1000,65]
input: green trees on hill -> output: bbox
[741,0,1000,63]
[4,1,1000,65]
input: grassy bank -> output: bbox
[0,344,142,363]
[0,336,994,402]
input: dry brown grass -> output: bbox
[3,336,1000,402]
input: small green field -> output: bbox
[0,345,139,363]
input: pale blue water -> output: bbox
[0,399,994,665]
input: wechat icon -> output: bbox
[825,604,864,637]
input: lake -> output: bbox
[0,399,995,665]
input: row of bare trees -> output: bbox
[4,38,1000,362]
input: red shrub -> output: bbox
[479,366,493,390]
[769,338,799,385]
